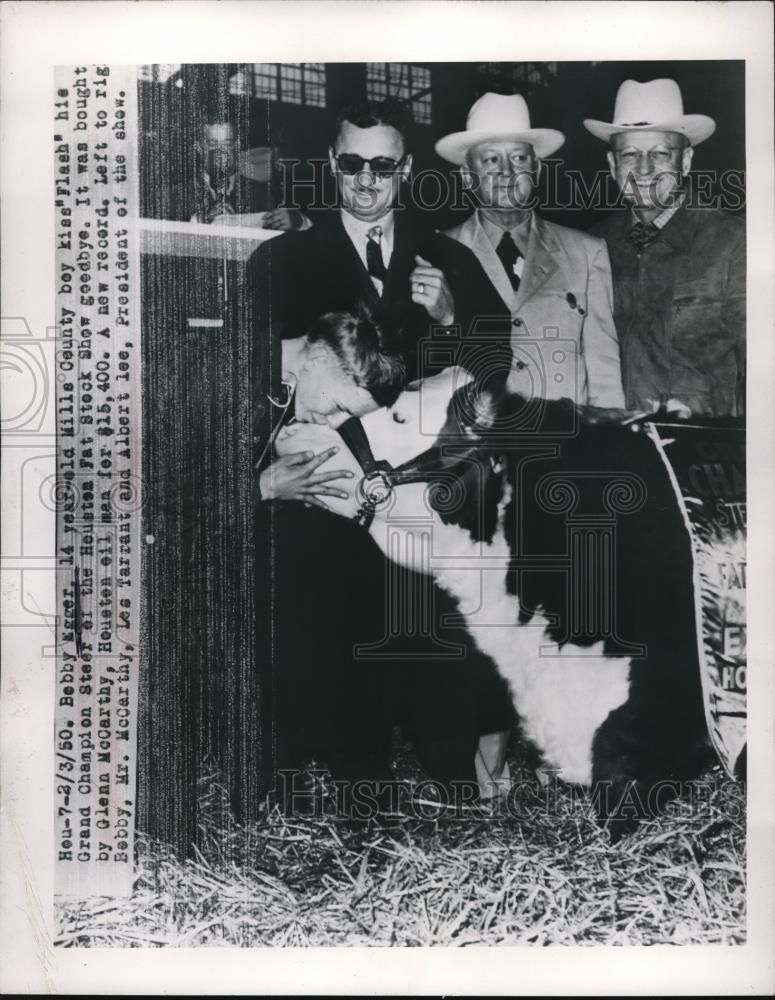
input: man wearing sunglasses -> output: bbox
[246,97,510,386]
[585,78,745,417]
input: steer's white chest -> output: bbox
[417,505,632,786]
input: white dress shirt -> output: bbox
[479,211,532,288]
[340,209,395,294]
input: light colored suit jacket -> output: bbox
[445,212,625,407]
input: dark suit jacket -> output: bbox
[245,209,512,460]
[590,205,745,416]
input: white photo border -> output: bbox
[1,1,773,994]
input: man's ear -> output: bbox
[606,149,617,181]
[461,167,475,191]
[303,341,330,368]
[400,152,413,180]
[533,157,542,183]
[681,144,694,178]
[328,146,338,173]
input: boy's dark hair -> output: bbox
[307,310,407,407]
[331,98,414,151]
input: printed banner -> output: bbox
[54,65,141,896]
[647,423,746,779]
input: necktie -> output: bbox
[629,220,659,250]
[496,231,522,290]
[366,225,388,285]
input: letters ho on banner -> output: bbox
[647,422,747,780]
[54,66,141,898]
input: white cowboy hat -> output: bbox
[435,92,565,164]
[584,78,716,146]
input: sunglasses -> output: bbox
[334,153,407,178]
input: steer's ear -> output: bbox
[449,381,505,439]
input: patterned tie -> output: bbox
[629,220,659,250]
[496,231,522,290]
[366,225,388,285]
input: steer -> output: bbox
[276,368,726,831]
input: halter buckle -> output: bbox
[356,468,394,509]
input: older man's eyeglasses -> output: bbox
[334,153,407,178]
[614,147,684,166]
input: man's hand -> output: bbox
[259,447,354,509]
[646,397,693,419]
[410,255,454,326]
[263,208,308,232]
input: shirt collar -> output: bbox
[340,208,395,252]
[630,192,686,232]
[479,210,533,254]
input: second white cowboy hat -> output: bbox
[584,78,716,145]
[435,92,565,164]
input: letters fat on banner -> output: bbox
[647,423,747,779]
[54,65,141,897]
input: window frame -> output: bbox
[365,62,432,124]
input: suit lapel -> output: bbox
[329,214,383,313]
[382,211,415,308]
[514,215,560,311]
[456,213,516,311]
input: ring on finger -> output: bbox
[417,282,425,294]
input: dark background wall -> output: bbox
[140,60,745,230]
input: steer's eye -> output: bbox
[392,412,407,424]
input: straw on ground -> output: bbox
[56,759,745,947]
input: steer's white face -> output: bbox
[275,366,472,524]
[360,366,473,468]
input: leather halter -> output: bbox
[336,417,397,528]
[336,416,479,529]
